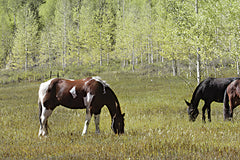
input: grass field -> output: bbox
[0,72,240,159]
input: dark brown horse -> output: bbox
[185,77,238,122]
[223,79,240,120]
[38,77,125,137]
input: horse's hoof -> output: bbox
[38,135,48,139]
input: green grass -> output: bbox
[0,72,240,159]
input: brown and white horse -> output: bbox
[38,77,125,137]
[224,79,240,120]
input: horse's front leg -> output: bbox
[207,106,211,122]
[94,114,100,134]
[82,92,94,135]
[82,107,92,136]
[202,104,207,123]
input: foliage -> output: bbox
[9,3,39,70]
[0,0,240,79]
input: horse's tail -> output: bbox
[38,99,43,128]
[223,88,230,120]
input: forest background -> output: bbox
[0,0,240,82]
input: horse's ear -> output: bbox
[185,99,190,106]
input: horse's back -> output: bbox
[200,77,237,102]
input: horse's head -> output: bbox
[185,100,199,122]
[111,113,125,134]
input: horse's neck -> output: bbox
[191,87,202,108]
[106,100,122,118]
[105,88,122,118]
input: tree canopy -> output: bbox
[0,0,239,79]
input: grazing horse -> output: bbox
[185,77,238,122]
[38,77,125,137]
[223,79,240,120]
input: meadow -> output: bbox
[0,72,240,159]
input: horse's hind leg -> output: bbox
[94,114,100,134]
[207,106,211,122]
[229,100,234,120]
[39,104,53,137]
[223,93,231,120]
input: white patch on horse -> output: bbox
[38,78,55,105]
[92,76,109,86]
[84,79,92,87]
[83,92,94,107]
[70,86,77,99]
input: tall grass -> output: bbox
[0,72,240,159]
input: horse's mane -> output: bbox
[190,78,208,105]
[92,76,109,87]
[106,86,120,106]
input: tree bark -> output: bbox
[195,0,201,84]
[172,58,177,76]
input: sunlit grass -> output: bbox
[0,72,240,159]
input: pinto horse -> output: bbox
[223,79,240,120]
[38,77,125,137]
[185,77,238,122]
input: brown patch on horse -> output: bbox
[226,79,240,119]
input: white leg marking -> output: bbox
[94,114,100,134]
[70,86,77,98]
[82,113,92,136]
[83,92,94,107]
[82,92,94,135]
[39,107,52,137]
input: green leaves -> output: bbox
[0,0,240,76]
[9,3,39,70]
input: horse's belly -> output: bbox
[60,98,86,109]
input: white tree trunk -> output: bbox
[196,49,201,84]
